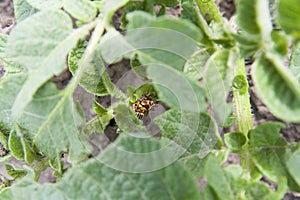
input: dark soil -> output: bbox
[0,0,300,199]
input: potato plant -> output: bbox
[0,0,300,199]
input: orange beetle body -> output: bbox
[132,95,156,119]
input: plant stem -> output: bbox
[233,58,253,178]
[233,59,253,134]
[195,0,223,23]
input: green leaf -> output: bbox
[4,164,27,179]
[26,0,63,10]
[68,40,109,96]
[248,122,300,191]
[101,11,203,71]
[236,0,272,36]
[155,110,222,157]
[126,11,203,71]
[205,156,234,199]
[1,136,201,200]
[63,0,97,23]
[18,82,91,163]
[202,155,287,200]
[82,100,113,134]
[129,82,158,100]
[114,104,146,133]
[289,42,300,84]
[181,2,213,47]
[235,0,273,57]
[287,148,300,187]
[277,0,300,40]
[0,34,7,63]
[271,30,289,58]
[147,63,206,113]
[224,132,247,152]
[8,131,24,160]
[183,49,210,81]
[0,68,26,129]
[5,10,92,120]
[0,34,23,74]
[195,0,223,23]
[233,33,261,57]
[252,54,300,122]
[180,151,228,178]
[84,115,113,134]
[93,100,107,116]
[13,0,38,22]
[154,0,179,6]
[103,0,131,24]
[203,49,234,125]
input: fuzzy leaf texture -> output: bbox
[63,0,97,23]
[237,0,272,37]
[248,122,300,192]
[13,0,37,22]
[147,63,206,113]
[5,10,91,120]
[287,148,300,187]
[252,54,300,122]
[203,156,287,200]
[101,11,202,71]
[26,0,63,10]
[289,42,300,84]
[154,109,222,158]
[0,64,90,163]
[68,40,110,96]
[203,49,235,125]
[0,135,201,200]
[277,0,300,40]
[235,0,272,56]
[18,82,91,163]
[224,132,247,152]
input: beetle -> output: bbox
[132,95,156,119]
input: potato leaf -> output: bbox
[248,122,300,192]
[203,49,234,125]
[68,40,110,96]
[5,10,92,120]
[13,0,37,22]
[147,63,206,113]
[154,109,222,158]
[224,132,247,152]
[289,42,300,84]
[26,0,63,10]
[0,135,201,200]
[287,148,300,187]
[63,0,97,23]
[18,82,91,163]
[101,11,202,71]
[203,156,286,200]
[252,54,300,122]
[277,0,300,40]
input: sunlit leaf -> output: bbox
[277,0,300,40]
[252,54,300,122]
[63,0,97,23]
[5,10,92,120]
[0,136,201,200]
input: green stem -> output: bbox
[195,0,223,23]
[233,59,253,134]
[233,58,253,178]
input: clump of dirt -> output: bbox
[216,0,236,19]
[0,0,15,34]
